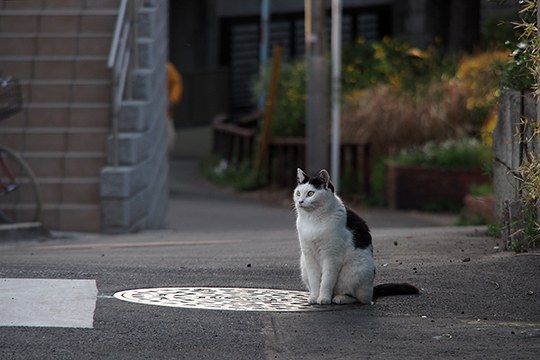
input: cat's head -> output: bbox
[294,168,335,211]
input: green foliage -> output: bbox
[469,183,494,197]
[499,40,535,91]
[201,157,267,191]
[339,168,361,198]
[455,213,489,226]
[499,0,537,92]
[343,37,457,95]
[502,0,540,252]
[391,138,492,170]
[480,15,520,50]
[252,37,458,138]
[509,208,540,252]
[487,223,502,238]
[366,158,387,207]
[252,61,306,138]
[456,51,509,130]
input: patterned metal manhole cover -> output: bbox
[113,287,334,312]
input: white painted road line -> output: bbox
[0,278,97,328]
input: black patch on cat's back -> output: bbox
[346,208,372,249]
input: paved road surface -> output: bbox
[0,159,538,359]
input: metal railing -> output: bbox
[211,119,372,195]
[107,0,140,166]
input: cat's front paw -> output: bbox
[317,296,332,305]
[332,294,357,304]
[308,294,319,305]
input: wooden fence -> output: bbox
[212,120,371,197]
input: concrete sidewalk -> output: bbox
[166,158,457,233]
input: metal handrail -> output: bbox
[107,0,139,167]
[107,0,128,69]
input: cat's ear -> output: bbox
[319,169,335,192]
[297,168,308,184]
[319,169,330,186]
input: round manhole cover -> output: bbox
[113,287,333,312]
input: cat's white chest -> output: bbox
[296,214,348,251]
[297,215,329,239]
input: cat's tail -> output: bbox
[373,283,420,299]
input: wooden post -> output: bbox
[255,44,283,173]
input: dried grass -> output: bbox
[342,81,470,153]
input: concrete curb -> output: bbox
[0,222,51,242]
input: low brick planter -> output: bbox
[385,162,490,210]
[462,194,496,223]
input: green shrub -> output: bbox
[252,37,458,138]
[391,138,492,169]
[201,157,267,191]
[252,61,306,137]
[469,183,494,197]
[509,207,540,252]
[499,0,537,92]
[342,37,456,95]
[366,158,387,207]
[501,0,540,252]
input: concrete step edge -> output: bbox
[0,222,52,242]
[0,9,118,16]
[0,127,109,134]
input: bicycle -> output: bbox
[0,76,42,224]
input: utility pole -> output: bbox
[305,0,328,174]
[330,0,342,191]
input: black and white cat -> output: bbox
[294,168,419,305]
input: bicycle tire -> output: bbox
[0,145,42,223]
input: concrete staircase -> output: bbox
[0,0,118,232]
[0,0,167,232]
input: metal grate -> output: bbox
[113,287,338,312]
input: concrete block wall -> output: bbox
[494,90,539,247]
[493,91,523,220]
[100,0,169,233]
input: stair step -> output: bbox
[19,151,107,178]
[0,56,110,80]
[16,80,112,103]
[0,8,118,15]
[0,10,117,34]
[0,128,109,153]
[38,177,100,205]
[0,222,51,242]
[0,102,111,128]
[1,0,120,10]
[41,204,101,232]
[0,34,112,56]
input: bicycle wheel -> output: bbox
[0,145,42,223]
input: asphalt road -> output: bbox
[0,159,538,359]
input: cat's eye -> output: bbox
[295,191,300,196]
[307,191,315,197]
